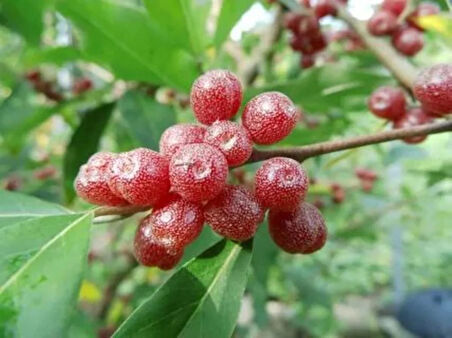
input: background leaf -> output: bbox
[118,90,176,150]
[114,239,253,338]
[63,103,115,204]
[0,191,91,337]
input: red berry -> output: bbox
[242,92,298,145]
[368,86,406,120]
[190,69,242,125]
[355,168,378,181]
[300,54,315,69]
[367,10,398,36]
[73,78,93,95]
[204,185,264,241]
[255,157,309,212]
[413,64,452,116]
[141,194,204,251]
[393,107,433,144]
[159,124,206,159]
[381,0,406,16]
[283,12,303,32]
[298,15,320,36]
[108,148,170,206]
[407,2,440,31]
[314,0,337,18]
[134,221,184,269]
[330,183,345,204]
[392,26,424,56]
[25,70,41,82]
[74,152,127,206]
[169,143,228,202]
[269,202,327,254]
[204,121,253,167]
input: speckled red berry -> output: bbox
[108,148,170,206]
[74,152,127,206]
[367,11,398,36]
[413,64,452,116]
[169,143,228,202]
[407,2,440,30]
[134,221,184,269]
[392,26,424,56]
[141,194,203,251]
[190,69,242,125]
[204,185,264,241]
[255,157,309,212]
[368,86,406,120]
[393,107,433,144]
[242,92,298,145]
[203,121,253,167]
[269,202,327,254]
[381,0,406,16]
[159,124,206,159]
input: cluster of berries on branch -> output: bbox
[75,69,328,270]
[367,0,440,56]
[368,63,451,144]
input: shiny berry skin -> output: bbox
[242,92,298,145]
[407,2,440,30]
[367,11,398,36]
[300,54,315,69]
[255,157,309,212]
[190,69,242,125]
[204,185,264,241]
[159,124,206,159]
[108,148,170,206]
[393,107,433,144]
[381,0,406,16]
[134,221,184,269]
[413,64,452,116]
[392,26,424,56]
[204,121,253,167]
[74,152,127,206]
[269,202,327,254]
[368,86,406,120]
[169,143,228,202]
[141,194,204,251]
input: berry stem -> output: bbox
[335,4,418,89]
[93,205,149,217]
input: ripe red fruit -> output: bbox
[367,11,398,36]
[314,0,337,18]
[142,194,204,251]
[255,157,309,212]
[134,220,184,269]
[204,185,264,241]
[407,2,440,31]
[242,92,298,145]
[75,152,128,206]
[108,148,170,206]
[368,86,406,120]
[190,69,242,125]
[283,12,303,32]
[300,54,315,69]
[73,78,93,95]
[381,0,406,16]
[204,120,253,167]
[393,107,433,144]
[269,202,327,254]
[413,64,452,116]
[392,26,424,56]
[159,124,206,159]
[330,183,345,204]
[297,15,320,36]
[355,168,378,181]
[169,143,228,202]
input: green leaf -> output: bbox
[63,103,115,204]
[0,0,53,45]
[56,0,199,92]
[142,0,212,55]
[214,0,255,48]
[23,46,81,67]
[118,91,176,150]
[0,83,55,152]
[0,191,92,337]
[114,239,253,338]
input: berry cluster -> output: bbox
[368,63,451,143]
[367,0,440,56]
[75,69,328,270]
[283,0,348,69]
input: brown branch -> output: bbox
[94,205,149,218]
[247,120,452,163]
[335,4,419,90]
